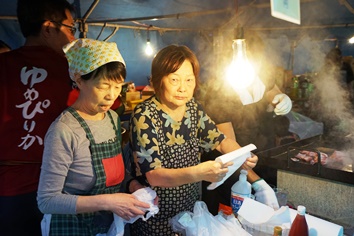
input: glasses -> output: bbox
[50,21,77,35]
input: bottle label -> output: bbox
[218,203,233,216]
[231,193,249,214]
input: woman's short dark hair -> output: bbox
[326,48,342,65]
[81,61,126,83]
[17,0,75,38]
[151,45,200,97]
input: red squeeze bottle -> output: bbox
[289,205,309,236]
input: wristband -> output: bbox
[252,178,263,184]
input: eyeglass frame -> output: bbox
[50,20,77,35]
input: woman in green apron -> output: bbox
[37,38,152,236]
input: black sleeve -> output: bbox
[342,62,354,84]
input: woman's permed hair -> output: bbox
[150,45,200,97]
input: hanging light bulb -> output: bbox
[145,41,153,55]
[349,36,354,44]
[145,26,153,56]
[226,26,256,90]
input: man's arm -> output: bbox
[216,122,280,209]
[265,84,282,104]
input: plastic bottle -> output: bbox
[290,76,299,99]
[293,76,299,89]
[288,205,309,236]
[230,169,251,215]
[273,226,282,236]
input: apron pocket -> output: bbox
[102,153,125,187]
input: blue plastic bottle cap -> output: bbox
[240,169,248,175]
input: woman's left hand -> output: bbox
[242,153,258,170]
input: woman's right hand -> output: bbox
[108,193,150,221]
[197,160,231,183]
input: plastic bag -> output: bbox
[170,201,251,236]
[170,211,196,236]
[286,111,323,139]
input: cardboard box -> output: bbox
[126,91,141,101]
[127,99,144,109]
[142,95,152,101]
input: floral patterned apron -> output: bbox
[131,104,201,236]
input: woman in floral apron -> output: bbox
[37,39,151,236]
[129,45,258,236]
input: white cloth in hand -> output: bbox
[126,187,159,223]
[272,94,292,115]
[104,187,159,236]
[252,179,279,210]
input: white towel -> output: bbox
[234,76,266,105]
[102,187,159,236]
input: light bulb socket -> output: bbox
[234,25,244,40]
[146,26,151,42]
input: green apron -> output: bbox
[49,107,124,236]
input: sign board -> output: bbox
[270,0,301,25]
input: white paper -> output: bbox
[238,198,279,224]
[207,144,256,190]
[237,198,344,236]
[235,76,266,105]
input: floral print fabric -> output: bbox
[130,96,225,177]
[129,96,225,235]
